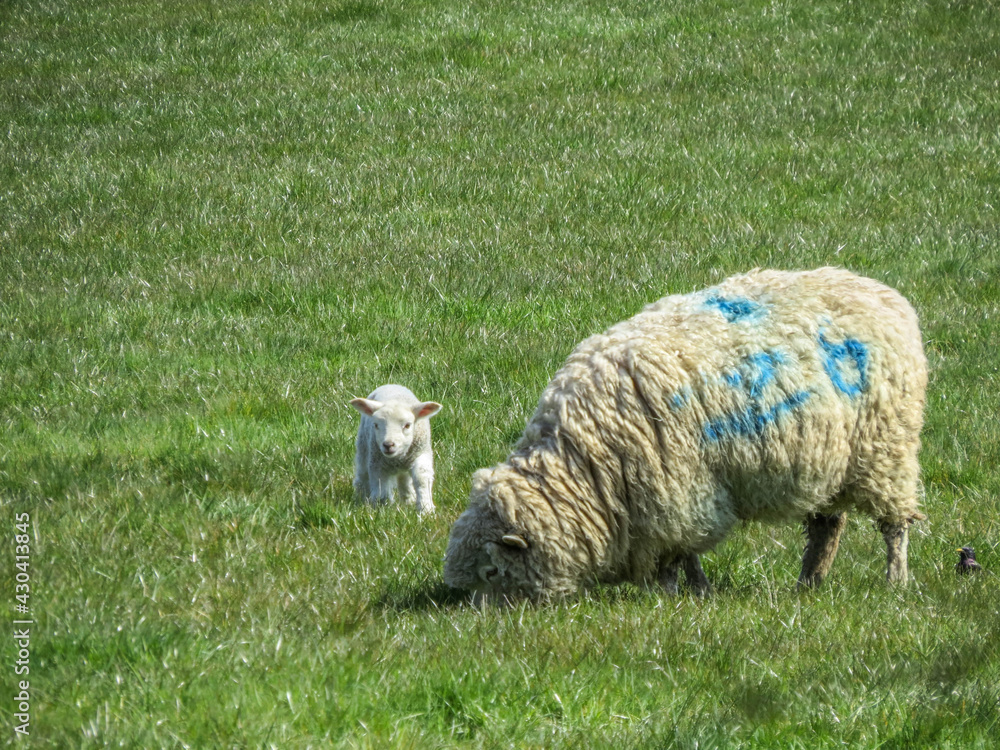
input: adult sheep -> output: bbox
[443,268,928,602]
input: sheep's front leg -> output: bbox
[681,554,712,596]
[397,472,416,506]
[368,474,397,505]
[411,453,435,515]
[658,553,710,596]
[658,558,680,596]
[798,512,848,588]
[879,520,909,585]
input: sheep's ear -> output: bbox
[502,534,529,550]
[350,398,382,416]
[470,468,494,497]
[413,401,442,419]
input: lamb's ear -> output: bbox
[502,534,529,550]
[413,401,442,419]
[349,398,382,416]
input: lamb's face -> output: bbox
[350,396,442,459]
[369,402,417,458]
[443,467,576,603]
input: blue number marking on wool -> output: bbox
[819,332,869,397]
[701,349,810,443]
[704,295,762,323]
[669,387,692,411]
[704,390,811,442]
[743,351,782,398]
[720,351,781,395]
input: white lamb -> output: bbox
[443,268,928,602]
[350,385,442,515]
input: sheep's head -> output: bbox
[443,465,582,604]
[350,397,441,458]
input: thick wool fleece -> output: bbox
[443,268,928,601]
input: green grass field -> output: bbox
[2,0,999,746]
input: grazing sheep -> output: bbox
[350,385,442,515]
[444,268,927,602]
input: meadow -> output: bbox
[1,0,999,746]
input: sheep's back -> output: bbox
[527,268,925,534]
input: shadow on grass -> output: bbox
[379,578,724,615]
[376,579,470,612]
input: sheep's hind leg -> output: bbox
[798,512,848,588]
[353,440,369,497]
[879,520,909,585]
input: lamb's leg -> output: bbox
[798,512,848,588]
[412,453,435,515]
[369,474,396,506]
[353,437,369,497]
[681,554,712,596]
[879,520,909,585]
[397,472,416,506]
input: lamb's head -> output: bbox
[350,397,441,458]
[443,465,582,603]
